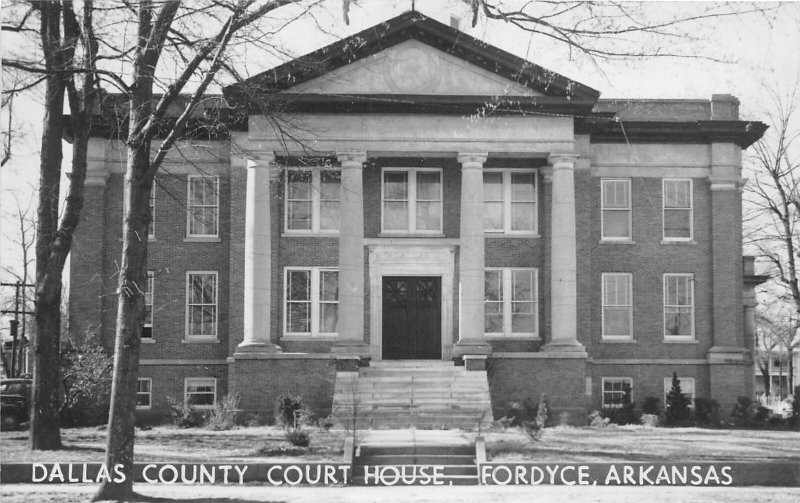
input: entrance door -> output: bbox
[382,276,441,359]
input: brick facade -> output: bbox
[69,13,763,424]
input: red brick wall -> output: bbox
[136,363,228,419]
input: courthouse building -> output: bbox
[69,12,767,425]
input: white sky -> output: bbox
[1,0,800,285]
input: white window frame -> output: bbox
[283,267,339,338]
[142,271,154,341]
[380,167,443,234]
[600,178,631,241]
[662,178,693,241]
[186,175,220,238]
[185,271,218,341]
[663,273,695,340]
[184,377,217,410]
[284,167,341,233]
[663,377,696,409]
[601,377,633,409]
[601,273,633,340]
[136,377,152,410]
[484,268,538,338]
[483,168,538,235]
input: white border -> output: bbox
[184,271,219,342]
[662,178,694,242]
[380,167,443,235]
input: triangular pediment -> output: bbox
[230,12,599,102]
[290,39,541,96]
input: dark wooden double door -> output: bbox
[382,276,441,360]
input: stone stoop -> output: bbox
[351,444,478,486]
[331,360,493,430]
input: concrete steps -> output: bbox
[332,360,492,430]
[351,444,478,486]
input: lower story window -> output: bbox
[284,267,339,336]
[484,268,537,337]
[185,377,216,409]
[602,377,633,409]
[663,377,695,408]
[136,378,152,409]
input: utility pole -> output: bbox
[2,281,35,377]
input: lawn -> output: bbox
[1,424,798,464]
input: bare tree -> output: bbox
[744,80,800,397]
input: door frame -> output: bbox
[368,245,455,361]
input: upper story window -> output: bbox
[663,179,693,241]
[284,267,339,337]
[601,179,631,240]
[142,271,154,340]
[602,273,632,339]
[484,268,537,337]
[187,175,219,238]
[382,168,442,234]
[483,170,537,234]
[664,273,694,339]
[285,168,341,233]
[186,271,217,340]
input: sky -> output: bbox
[1,0,800,294]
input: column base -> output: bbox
[541,339,587,355]
[454,340,492,358]
[233,341,282,358]
[331,340,370,358]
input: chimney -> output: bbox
[711,94,740,120]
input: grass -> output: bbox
[1,423,798,465]
[0,425,345,464]
[484,425,800,463]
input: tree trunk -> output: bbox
[93,81,155,503]
[30,36,66,450]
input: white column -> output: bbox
[543,153,585,352]
[237,155,281,353]
[332,151,369,356]
[455,153,491,357]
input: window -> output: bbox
[285,168,341,232]
[185,378,216,409]
[601,179,631,240]
[663,179,692,240]
[664,274,694,338]
[602,377,633,409]
[602,273,632,339]
[484,268,537,337]
[186,272,217,339]
[663,377,695,408]
[136,378,152,409]
[284,268,338,336]
[187,175,219,237]
[142,271,154,340]
[483,170,537,234]
[382,168,442,233]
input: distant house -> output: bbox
[69,12,767,425]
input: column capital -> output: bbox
[457,152,488,167]
[708,175,746,191]
[245,152,276,167]
[337,151,367,166]
[547,152,579,169]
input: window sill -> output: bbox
[661,239,696,245]
[184,236,221,243]
[378,233,445,238]
[662,338,698,344]
[601,338,636,343]
[118,236,157,243]
[486,233,541,239]
[182,338,220,344]
[282,232,339,238]
[141,339,155,344]
[484,335,540,340]
[135,406,152,411]
[599,239,635,245]
[282,335,338,341]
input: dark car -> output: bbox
[1,378,32,430]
